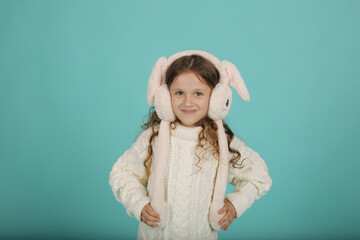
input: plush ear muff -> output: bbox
[147,57,167,105]
[208,84,232,121]
[146,56,175,122]
[208,60,250,121]
[208,63,232,121]
[154,85,175,121]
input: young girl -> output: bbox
[109,50,272,240]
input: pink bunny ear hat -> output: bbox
[147,50,250,231]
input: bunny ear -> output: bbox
[221,60,250,102]
[147,57,168,105]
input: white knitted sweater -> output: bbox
[109,123,272,240]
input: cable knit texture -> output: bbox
[109,123,272,240]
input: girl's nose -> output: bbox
[184,95,193,106]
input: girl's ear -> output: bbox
[147,57,168,105]
[221,60,250,102]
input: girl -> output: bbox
[109,50,272,240]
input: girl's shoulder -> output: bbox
[133,125,160,149]
[229,134,245,148]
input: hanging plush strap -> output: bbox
[149,120,170,229]
[208,119,229,231]
[146,56,173,229]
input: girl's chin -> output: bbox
[178,119,203,127]
[175,115,207,127]
[177,120,196,127]
[179,122,195,127]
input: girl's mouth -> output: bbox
[181,110,197,114]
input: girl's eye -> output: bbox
[195,92,203,96]
[175,91,183,96]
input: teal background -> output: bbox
[1,0,359,239]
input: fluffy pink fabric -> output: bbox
[149,120,170,229]
[208,120,229,231]
[147,57,167,105]
[222,60,250,102]
[208,83,232,121]
[154,85,175,122]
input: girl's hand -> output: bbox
[141,203,161,228]
[218,198,236,231]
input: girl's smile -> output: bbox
[181,110,197,114]
[169,71,212,127]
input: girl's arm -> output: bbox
[109,129,152,222]
[225,136,272,219]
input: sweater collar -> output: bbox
[170,121,202,141]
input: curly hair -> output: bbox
[141,55,246,179]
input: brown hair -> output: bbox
[141,55,246,179]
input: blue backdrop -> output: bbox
[1,0,359,239]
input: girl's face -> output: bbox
[169,71,212,127]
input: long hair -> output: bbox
[141,55,246,178]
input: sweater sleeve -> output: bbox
[225,135,272,219]
[109,128,153,222]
